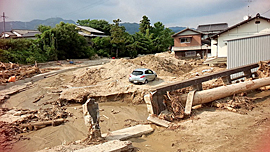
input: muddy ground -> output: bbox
[1,52,270,152]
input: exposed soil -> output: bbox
[1,52,270,152]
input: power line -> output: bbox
[262,8,270,15]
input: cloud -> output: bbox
[0,0,269,28]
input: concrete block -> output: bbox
[144,94,154,114]
[102,125,154,141]
[147,115,171,128]
[75,140,133,152]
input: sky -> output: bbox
[0,0,270,28]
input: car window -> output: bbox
[132,71,143,75]
[148,70,153,74]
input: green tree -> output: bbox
[77,19,111,35]
[151,22,174,53]
[139,15,151,34]
[38,22,92,60]
[91,37,111,57]
[37,25,51,33]
[110,19,126,58]
[132,29,153,55]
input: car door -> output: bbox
[146,69,154,80]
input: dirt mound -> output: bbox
[71,53,193,86]
[64,53,195,104]
[131,54,193,76]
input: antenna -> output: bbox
[245,0,253,16]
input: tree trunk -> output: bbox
[178,77,270,106]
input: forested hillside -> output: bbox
[0,18,75,33]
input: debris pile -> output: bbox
[211,94,258,113]
[257,61,270,78]
[0,106,72,151]
[0,62,41,84]
[159,61,270,122]
[0,121,29,151]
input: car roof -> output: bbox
[133,68,149,71]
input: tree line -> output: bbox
[0,15,174,64]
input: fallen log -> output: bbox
[20,118,65,131]
[177,77,270,106]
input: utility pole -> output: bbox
[1,12,6,39]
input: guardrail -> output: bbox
[150,62,260,115]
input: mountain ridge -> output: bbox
[0,18,187,34]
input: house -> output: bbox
[171,28,208,59]
[1,29,41,39]
[211,13,270,57]
[76,25,107,43]
[171,23,228,59]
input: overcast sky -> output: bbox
[1,0,270,28]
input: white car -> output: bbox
[129,68,157,84]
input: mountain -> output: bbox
[168,26,186,33]
[120,22,187,34]
[0,17,75,33]
[120,22,140,35]
[0,18,187,35]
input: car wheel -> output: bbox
[144,79,148,84]
[154,75,157,80]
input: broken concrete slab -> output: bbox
[144,94,154,114]
[147,115,171,128]
[74,140,133,152]
[102,124,154,141]
[185,90,196,115]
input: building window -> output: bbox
[185,51,196,57]
[180,37,191,43]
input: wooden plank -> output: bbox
[102,125,154,141]
[184,90,196,115]
[147,115,171,128]
[74,140,133,152]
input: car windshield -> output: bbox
[132,71,143,76]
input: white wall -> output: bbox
[213,18,270,57]
[211,39,217,57]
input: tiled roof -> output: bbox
[197,23,228,33]
[12,30,39,35]
[22,31,41,37]
[76,25,104,34]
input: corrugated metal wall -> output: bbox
[227,34,270,79]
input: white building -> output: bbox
[211,13,270,57]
